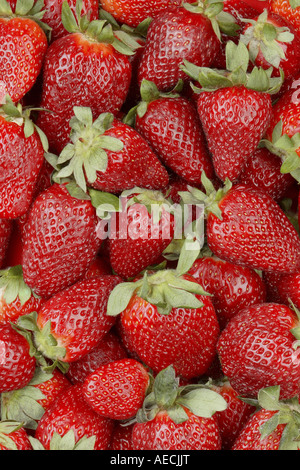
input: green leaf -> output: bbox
[177,388,227,418]
[61,0,79,33]
[106,282,137,316]
[0,0,13,16]
[226,40,249,73]
[289,0,300,9]
[153,365,179,409]
[257,386,281,411]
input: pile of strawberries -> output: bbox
[0,0,300,451]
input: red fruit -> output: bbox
[133,80,215,186]
[137,4,221,92]
[34,384,114,450]
[107,270,219,379]
[0,421,32,450]
[66,331,128,384]
[37,7,134,155]
[188,254,267,328]
[0,0,48,103]
[0,323,36,393]
[23,275,122,364]
[0,219,11,268]
[217,303,300,399]
[110,423,134,450]
[82,358,150,420]
[263,269,300,309]
[270,0,300,35]
[21,183,101,298]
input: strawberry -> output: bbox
[1,367,71,430]
[106,267,219,379]
[217,303,300,399]
[240,9,300,79]
[110,422,134,450]
[104,188,175,279]
[180,173,300,274]
[0,265,44,325]
[181,41,281,182]
[82,358,150,420]
[50,107,169,194]
[0,0,48,103]
[263,268,300,309]
[187,250,267,329]
[66,330,128,384]
[136,1,237,92]
[36,3,139,155]
[0,421,32,450]
[0,219,11,268]
[0,97,48,220]
[131,365,226,450]
[16,275,122,369]
[232,385,300,450]
[32,384,114,450]
[21,183,101,298]
[0,323,36,393]
[209,377,256,450]
[270,0,300,35]
[127,79,215,186]
[99,0,194,28]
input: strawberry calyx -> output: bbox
[0,264,39,306]
[48,107,124,193]
[240,9,295,69]
[0,0,51,36]
[180,40,284,94]
[241,385,300,450]
[0,420,25,450]
[61,0,142,56]
[260,120,300,183]
[131,365,227,425]
[29,429,97,450]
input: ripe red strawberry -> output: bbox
[82,358,150,420]
[0,323,36,393]
[51,107,169,194]
[0,421,32,450]
[240,9,300,79]
[180,174,300,273]
[21,183,101,298]
[0,0,48,103]
[16,275,122,368]
[0,219,11,268]
[107,269,219,379]
[182,41,281,182]
[237,147,295,201]
[270,0,300,35]
[1,367,71,430]
[129,79,215,186]
[137,1,229,92]
[232,385,300,450]
[66,331,128,384]
[36,4,138,155]
[104,188,176,279]
[33,384,114,450]
[0,265,45,326]
[209,377,256,450]
[110,422,134,450]
[187,252,267,329]
[0,98,48,220]
[217,303,300,399]
[131,365,226,450]
[263,268,300,309]
[99,0,194,28]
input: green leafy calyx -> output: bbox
[0,265,38,306]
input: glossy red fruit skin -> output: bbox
[37,33,132,154]
[270,0,300,36]
[66,331,128,384]
[34,384,114,450]
[135,97,215,185]
[131,409,222,450]
[36,275,122,362]
[90,119,170,193]
[0,18,48,103]
[0,117,45,219]
[207,184,300,274]
[217,303,300,399]
[0,219,11,268]
[137,7,220,92]
[82,358,150,420]
[0,323,36,393]
[118,277,220,379]
[110,422,134,450]
[197,86,273,182]
[0,426,32,450]
[21,183,101,298]
[232,409,286,450]
[237,147,295,201]
[188,256,267,329]
[263,269,300,309]
[0,292,45,326]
